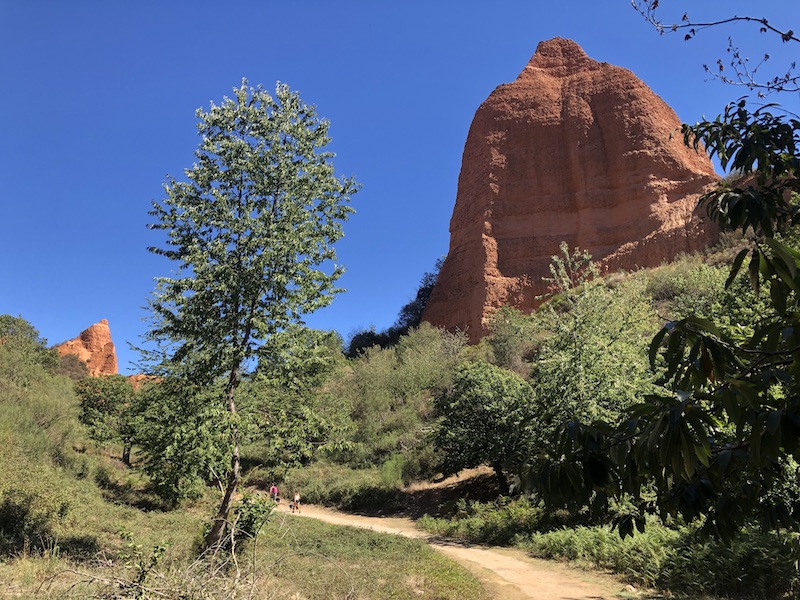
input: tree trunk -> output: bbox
[493,462,510,496]
[203,369,241,553]
[203,451,240,552]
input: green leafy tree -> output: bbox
[75,374,137,465]
[340,324,466,478]
[434,361,537,494]
[487,306,538,376]
[253,326,351,475]
[143,80,358,550]
[0,315,59,383]
[531,272,659,431]
[135,377,230,505]
[531,101,800,540]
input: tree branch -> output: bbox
[631,1,800,94]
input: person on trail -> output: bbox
[269,483,279,503]
[292,491,301,513]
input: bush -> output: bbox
[0,465,72,554]
[521,524,798,598]
[282,462,402,511]
[380,454,406,488]
[418,497,580,546]
[659,529,800,599]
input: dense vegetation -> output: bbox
[5,6,800,597]
[7,230,800,597]
[0,317,489,599]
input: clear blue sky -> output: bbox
[2,1,798,374]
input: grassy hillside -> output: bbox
[0,319,486,599]
[3,234,798,599]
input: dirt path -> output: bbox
[284,503,634,600]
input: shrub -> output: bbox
[282,462,402,511]
[0,466,71,554]
[521,524,798,598]
[419,497,579,546]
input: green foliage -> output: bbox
[379,453,406,487]
[247,390,347,479]
[198,492,274,554]
[523,525,797,598]
[0,454,72,554]
[645,255,725,307]
[337,324,466,479]
[257,326,345,394]
[539,241,599,299]
[250,326,351,476]
[143,79,358,548]
[144,80,358,385]
[433,361,537,493]
[75,374,137,460]
[644,255,771,340]
[0,321,82,555]
[530,273,658,431]
[0,323,81,471]
[281,462,403,511]
[685,99,799,237]
[135,379,229,505]
[531,100,800,540]
[0,314,60,385]
[487,306,538,376]
[232,493,274,544]
[419,497,567,546]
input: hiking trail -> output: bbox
[285,503,638,600]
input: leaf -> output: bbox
[635,515,646,534]
[767,411,782,436]
[748,248,761,295]
[765,238,799,280]
[617,515,634,539]
[771,280,788,314]
[680,428,695,479]
[725,247,750,289]
[666,326,686,378]
[649,326,671,369]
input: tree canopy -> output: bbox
[143,80,358,550]
[434,361,537,494]
[529,30,800,538]
[75,374,137,465]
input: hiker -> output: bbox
[292,491,301,513]
[269,483,279,503]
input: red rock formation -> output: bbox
[423,37,719,341]
[55,319,118,376]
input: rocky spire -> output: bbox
[423,38,719,340]
[55,319,118,376]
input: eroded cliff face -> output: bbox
[423,37,719,341]
[55,319,118,376]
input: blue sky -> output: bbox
[2,1,798,375]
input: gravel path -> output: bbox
[287,503,633,600]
